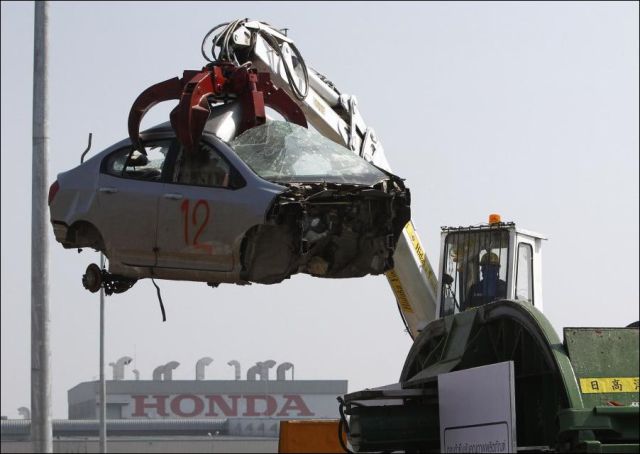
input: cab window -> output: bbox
[440,229,510,317]
[515,243,534,304]
[104,141,171,182]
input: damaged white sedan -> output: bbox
[49,121,410,294]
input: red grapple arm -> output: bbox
[128,67,225,153]
[128,64,307,153]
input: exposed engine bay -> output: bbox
[241,179,410,284]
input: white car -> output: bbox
[49,121,411,293]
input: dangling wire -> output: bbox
[151,278,167,322]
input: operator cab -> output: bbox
[436,214,545,318]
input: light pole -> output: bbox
[99,252,106,453]
[31,1,52,452]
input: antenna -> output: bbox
[80,133,93,163]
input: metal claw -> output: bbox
[128,64,308,154]
[128,76,185,153]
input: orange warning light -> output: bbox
[489,213,501,224]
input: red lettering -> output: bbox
[243,395,278,416]
[131,395,169,417]
[170,394,204,417]
[180,199,213,254]
[205,395,240,417]
[192,200,211,254]
[277,395,314,417]
[131,394,315,418]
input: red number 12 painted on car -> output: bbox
[180,199,213,254]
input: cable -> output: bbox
[151,278,167,322]
[221,19,244,64]
[201,20,309,100]
[256,28,309,100]
[393,292,412,336]
[336,397,354,454]
[201,22,230,62]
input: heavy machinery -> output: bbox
[128,20,639,452]
[341,221,639,452]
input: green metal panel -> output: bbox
[399,301,585,448]
[557,406,640,452]
[480,301,585,410]
[404,310,477,386]
[564,327,640,408]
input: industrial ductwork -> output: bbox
[276,362,294,380]
[227,360,241,380]
[17,407,30,420]
[109,356,132,380]
[249,360,276,381]
[132,369,140,380]
[246,364,260,381]
[195,357,213,380]
[152,361,180,381]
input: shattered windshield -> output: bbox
[229,121,388,185]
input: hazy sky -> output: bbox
[1,2,638,419]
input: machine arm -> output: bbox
[219,20,440,337]
[212,20,384,165]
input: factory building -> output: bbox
[68,357,346,423]
[1,358,348,453]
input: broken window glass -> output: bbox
[173,141,231,188]
[105,141,170,181]
[229,121,387,185]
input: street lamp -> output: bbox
[99,252,106,453]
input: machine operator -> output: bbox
[464,251,506,309]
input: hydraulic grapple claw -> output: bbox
[127,63,307,153]
[128,76,185,153]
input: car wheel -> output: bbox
[82,263,102,293]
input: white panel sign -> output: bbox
[438,361,516,453]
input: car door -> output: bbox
[155,139,260,272]
[95,139,172,267]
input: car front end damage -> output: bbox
[241,176,410,284]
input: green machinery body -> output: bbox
[343,300,639,452]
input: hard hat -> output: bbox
[480,252,500,266]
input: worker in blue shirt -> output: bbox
[464,252,507,309]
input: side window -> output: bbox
[515,243,534,304]
[104,141,171,182]
[173,141,234,188]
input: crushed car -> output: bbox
[49,120,411,293]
